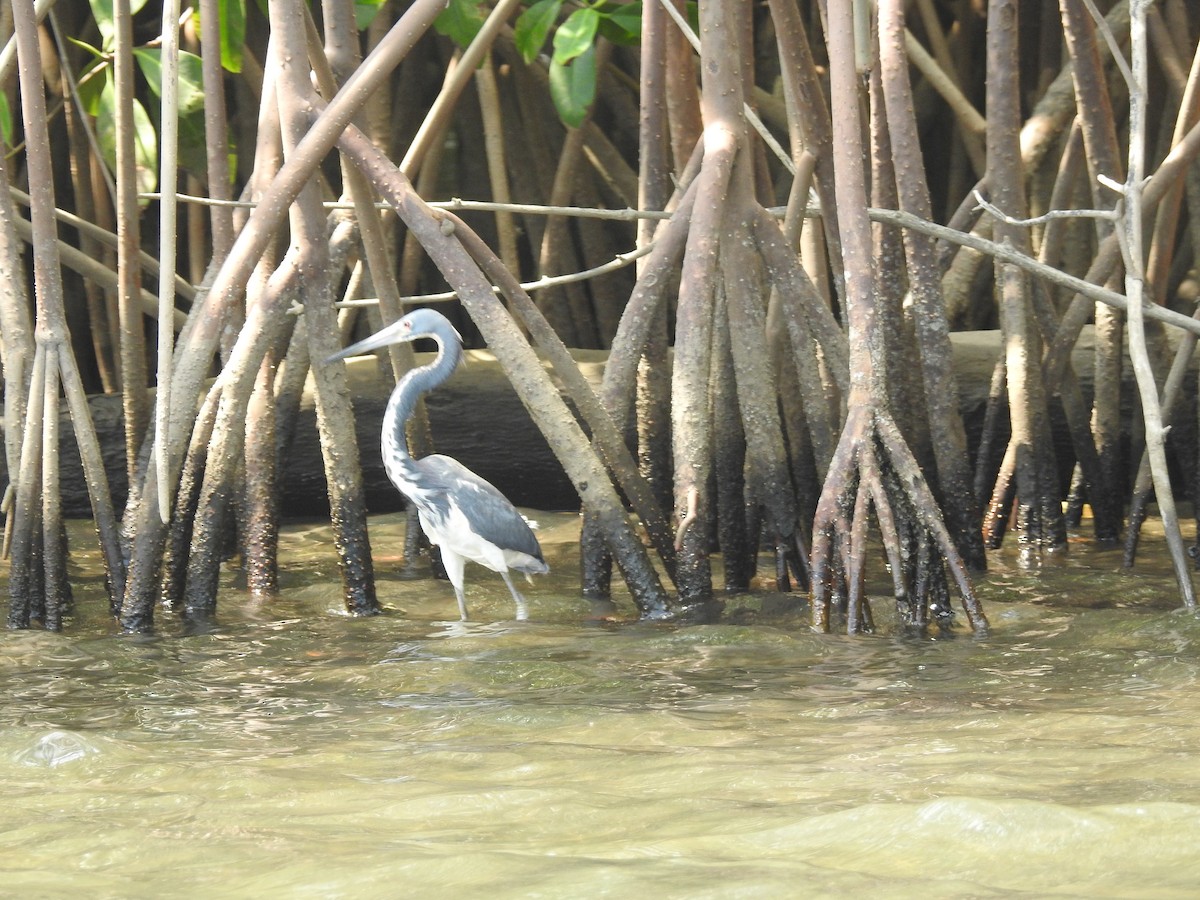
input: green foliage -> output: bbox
[514,1,642,128]
[94,78,158,197]
[177,108,215,182]
[514,0,562,63]
[435,0,487,47]
[189,0,245,73]
[596,1,641,44]
[132,49,207,116]
[75,56,110,117]
[71,19,213,188]
[517,0,642,61]
[553,7,600,63]
[218,0,247,73]
[86,0,150,51]
[548,43,596,128]
[0,94,11,147]
[134,47,212,182]
[355,0,388,30]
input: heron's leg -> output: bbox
[453,587,469,622]
[440,551,469,620]
[499,571,529,621]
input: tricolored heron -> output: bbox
[326,308,548,620]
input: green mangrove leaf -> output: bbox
[0,94,11,147]
[77,58,111,117]
[434,0,486,48]
[189,1,245,73]
[87,0,149,51]
[219,0,246,73]
[96,82,158,199]
[598,2,642,44]
[548,44,596,129]
[133,48,206,116]
[177,109,213,180]
[552,7,600,65]
[514,0,562,64]
[88,0,116,50]
[130,98,159,198]
[355,0,387,30]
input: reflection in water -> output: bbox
[1,514,1199,896]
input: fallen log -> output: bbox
[0,328,1191,517]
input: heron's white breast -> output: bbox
[417,503,517,574]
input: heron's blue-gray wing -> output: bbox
[413,454,546,564]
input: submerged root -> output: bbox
[811,406,989,636]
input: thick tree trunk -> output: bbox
[983,0,1066,560]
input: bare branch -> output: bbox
[973,188,1120,226]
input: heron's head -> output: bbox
[325,308,464,363]
[396,308,465,346]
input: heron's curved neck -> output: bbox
[385,333,461,463]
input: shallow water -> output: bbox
[3,514,1200,897]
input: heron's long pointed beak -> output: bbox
[324,313,465,364]
[324,318,415,364]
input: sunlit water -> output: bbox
[3,513,1200,897]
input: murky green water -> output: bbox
[3,514,1200,897]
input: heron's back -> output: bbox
[398,454,547,573]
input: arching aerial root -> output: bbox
[811,406,989,636]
